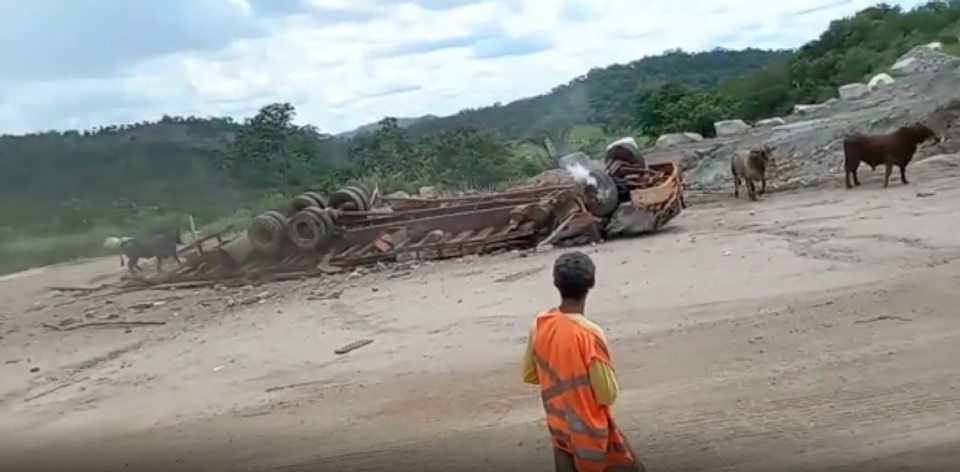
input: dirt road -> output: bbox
[2,156,960,472]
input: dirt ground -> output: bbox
[3,157,960,472]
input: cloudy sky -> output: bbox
[0,0,930,135]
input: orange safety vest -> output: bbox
[532,309,634,472]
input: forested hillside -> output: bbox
[1,1,959,274]
[401,48,790,139]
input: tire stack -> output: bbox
[247,184,380,256]
[290,191,329,213]
[327,184,373,212]
[288,206,336,250]
[247,210,289,255]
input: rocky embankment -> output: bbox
[646,45,960,202]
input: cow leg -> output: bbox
[845,170,853,189]
[156,257,165,273]
[899,164,909,185]
[747,178,758,202]
[883,163,893,188]
[853,167,861,186]
[733,174,740,198]
[759,175,767,195]
[128,257,140,273]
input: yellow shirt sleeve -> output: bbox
[588,359,619,406]
[522,320,539,385]
[572,316,620,407]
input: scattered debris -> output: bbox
[42,320,166,331]
[494,266,546,284]
[48,284,111,294]
[226,291,273,307]
[129,299,173,310]
[854,315,912,324]
[334,338,374,355]
[309,289,343,301]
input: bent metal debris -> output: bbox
[120,143,687,291]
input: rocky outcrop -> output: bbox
[838,83,869,100]
[656,132,703,147]
[679,66,960,198]
[868,73,895,91]
[890,45,959,77]
[418,186,437,198]
[755,117,786,127]
[714,119,750,137]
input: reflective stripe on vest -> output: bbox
[535,354,608,438]
[534,352,624,463]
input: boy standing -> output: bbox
[522,251,645,472]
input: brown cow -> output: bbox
[731,145,774,201]
[842,123,940,189]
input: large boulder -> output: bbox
[793,104,827,115]
[890,57,919,76]
[867,73,895,91]
[755,117,786,127]
[838,82,869,100]
[714,119,750,137]
[655,132,703,147]
[418,186,437,198]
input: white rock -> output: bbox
[714,119,750,137]
[792,104,827,115]
[655,133,702,147]
[418,186,437,198]
[923,41,943,50]
[386,190,410,198]
[867,73,895,91]
[755,117,786,127]
[890,57,918,77]
[838,82,869,100]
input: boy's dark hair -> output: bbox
[553,251,596,300]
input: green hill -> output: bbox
[402,48,791,140]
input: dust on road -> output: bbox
[2,156,960,471]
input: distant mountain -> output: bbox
[335,49,791,140]
[336,114,440,138]
[402,48,793,140]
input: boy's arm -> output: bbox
[583,320,620,406]
[522,322,539,384]
[588,360,620,406]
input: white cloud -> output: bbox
[0,0,931,135]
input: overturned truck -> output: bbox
[127,139,686,288]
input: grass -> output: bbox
[0,192,290,277]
